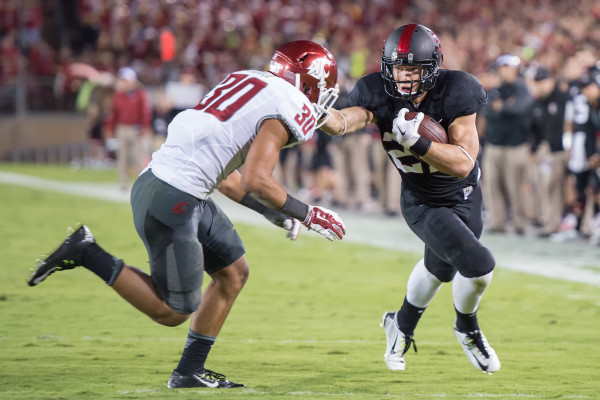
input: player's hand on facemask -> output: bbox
[302,206,346,241]
[392,108,424,147]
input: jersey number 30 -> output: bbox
[294,104,316,136]
[194,73,267,121]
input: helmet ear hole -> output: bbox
[302,83,311,96]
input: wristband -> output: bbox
[241,193,289,227]
[280,194,310,221]
[240,193,267,214]
[409,136,432,157]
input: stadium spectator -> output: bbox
[527,66,572,237]
[3,0,600,238]
[481,54,535,235]
[552,64,600,243]
[371,125,402,216]
[28,40,346,389]
[308,130,340,205]
[321,24,500,373]
[162,66,206,125]
[82,73,115,168]
[0,31,18,85]
[329,74,376,211]
[106,66,153,190]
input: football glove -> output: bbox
[282,218,301,241]
[240,193,301,241]
[263,210,301,241]
[392,108,424,147]
[303,206,346,241]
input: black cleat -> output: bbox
[167,368,245,389]
[28,225,95,287]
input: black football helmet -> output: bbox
[580,61,600,87]
[381,24,443,100]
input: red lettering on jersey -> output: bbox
[194,73,267,121]
[294,104,317,136]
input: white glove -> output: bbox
[392,108,424,147]
[302,206,346,241]
[282,218,301,241]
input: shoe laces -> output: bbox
[200,369,227,382]
[402,336,417,355]
[462,330,489,357]
[387,313,418,355]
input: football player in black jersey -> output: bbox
[321,23,500,373]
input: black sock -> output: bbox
[81,243,124,285]
[396,297,426,337]
[455,308,479,332]
[175,331,215,375]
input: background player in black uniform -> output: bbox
[321,24,500,373]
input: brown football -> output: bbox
[405,112,448,144]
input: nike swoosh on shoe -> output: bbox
[194,375,219,388]
[474,357,489,371]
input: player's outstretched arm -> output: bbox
[240,119,346,241]
[320,106,375,136]
[218,170,301,240]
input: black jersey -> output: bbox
[349,69,487,206]
[530,83,570,153]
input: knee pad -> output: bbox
[461,246,495,278]
[167,290,203,315]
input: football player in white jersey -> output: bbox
[28,41,346,389]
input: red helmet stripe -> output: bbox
[397,24,418,54]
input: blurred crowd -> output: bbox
[1,0,599,244]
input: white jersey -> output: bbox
[148,70,319,199]
[568,93,590,173]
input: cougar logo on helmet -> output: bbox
[307,57,333,80]
[268,40,339,128]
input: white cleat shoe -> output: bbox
[380,311,416,371]
[453,322,501,373]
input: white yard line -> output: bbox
[2,171,599,286]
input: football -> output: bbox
[406,112,448,144]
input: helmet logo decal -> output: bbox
[408,53,413,63]
[397,23,417,54]
[391,51,398,61]
[307,57,332,80]
[430,31,442,51]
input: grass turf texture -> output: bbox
[1,164,599,399]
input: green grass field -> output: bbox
[1,164,599,399]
